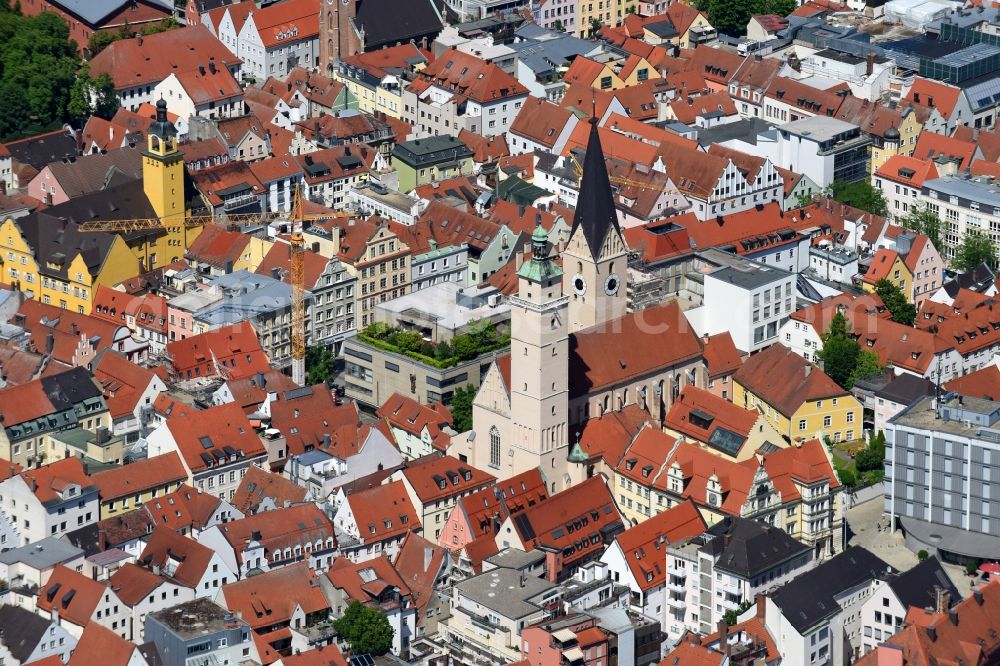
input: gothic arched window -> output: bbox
[489,427,501,469]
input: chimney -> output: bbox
[152,564,161,576]
[973,588,984,605]
[926,625,937,642]
[271,267,280,280]
[949,610,959,626]
[804,365,812,377]
[935,587,951,613]
[717,619,730,657]
[755,593,766,622]
[866,52,876,76]
[45,332,55,354]
[51,607,60,626]
[209,61,217,74]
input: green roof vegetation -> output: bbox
[358,321,509,369]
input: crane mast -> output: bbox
[290,186,306,386]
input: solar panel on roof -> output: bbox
[708,427,746,456]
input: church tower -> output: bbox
[141,99,187,269]
[509,224,572,493]
[320,0,361,76]
[563,119,628,333]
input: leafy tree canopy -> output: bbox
[816,312,883,390]
[706,0,797,37]
[952,231,997,273]
[0,7,83,140]
[449,384,477,433]
[827,180,888,217]
[87,17,178,57]
[898,205,942,250]
[306,345,337,386]
[874,279,916,326]
[333,601,394,656]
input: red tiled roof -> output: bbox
[175,64,243,104]
[145,484,222,532]
[20,458,95,505]
[874,154,940,188]
[563,56,609,87]
[222,562,330,631]
[92,453,185,502]
[933,299,1000,359]
[904,78,963,118]
[326,554,411,603]
[223,370,299,414]
[508,476,623,568]
[862,248,904,285]
[954,125,1000,162]
[377,392,453,453]
[761,438,839,502]
[944,364,1000,400]
[665,386,762,453]
[17,299,125,365]
[251,0,320,48]
[393,532,446,616]
[411,200,503,252]
[232,463,307,514]
[452,468,547,543]
[166,323,270,379]
[253,242,329,290]
[343,480,421,543]
[856,579,1000,666]
[458,128,509,163]
[752,13,788,30]
[67,621,137,666]
[92,286,168,335]
[89,25,242,91]
[37,566,109,628]
[669,91,738,124]
[702,332,742,380]
[106,563,162,607]
[413,49,528,105]
[509,96,576,148]
[162,401,266,473]
[92,350,162,419]
[215,504,334,566]
[574,404,654,465]
[269,385,362,458]
[614,499,705,591]
[279,645,349,666]
[734,344,848,417]
[913,130,978,170]
[190,161,264,208]
[340,43,429,79]
[569,301,703,395]
[139,526,216,588]
[398,455,494,504]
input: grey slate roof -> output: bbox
[0,536,84,569]
[5,130,78,170]
[52,0,172,26]
[887,556,959,611]
[875,373,937,405]
[0,605,51,663]
[571,119,621,261]
[771,547,894,634]
[392,136,474,168]
[700,516,811,578]
[354,0,443,51]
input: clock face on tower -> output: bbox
[572,273,587,296]
[604,274,620,296]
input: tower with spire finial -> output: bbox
[563,118,628,333]
[505,222,572,492]
[143,99,184,221]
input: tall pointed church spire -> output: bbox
[571,118,621,261]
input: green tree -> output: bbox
[553,19,564,31]
[723,600,753,626]
[68,64,119,121]
[306,346,336,386]
[899,205,942,250]
[874,279,916,326]
[816,313,859,389]
[828,180,888,217]
[952,231,998,272]
[917,549,929,561]
[333,601,394,656]
[836,465,857,487]
[449,384,477,432]
[847,349,882,388]
[588,17,602,38]
[709,0,753,36]
[87,17,178,57]
[0,8,85,140]
[966,559,979,576]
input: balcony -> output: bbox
[721,596,740,611]
[666,594,686,609]
[666,564,687,578]
[721,579,741,595]
[666,578,686,593]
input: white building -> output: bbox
[0,606,77,664]
[231,0,319,82]
[918,174,1000,262]
[808,244,860,284]
[798,51,894,101]
[664,516,813,640]
[108,564,195,643]
[0,458,98,546]
[349,182,424,226]
[762,547,892,666]
[153,65,245,121]
[688,251,796,354]
[727,116,871,187]
[858,557,958,657]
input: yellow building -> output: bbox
[733,344,862,443]
[334,44,429,119]
[91,452,188,519]
[860,248,914,302]
[618,55,662,87]
[564,55,626,90]
[869,108,923,174]
[577,0,639,38]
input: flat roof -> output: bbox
[923,175,1000,207]
[148,598,246,639]
[455,567,555,619]
[377,282,509,332]
[0,536,83,568]
[891,395,1000,437]
[780,115,859,140]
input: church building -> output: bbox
[456,120,709,493]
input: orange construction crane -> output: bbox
[80,194,345,386]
